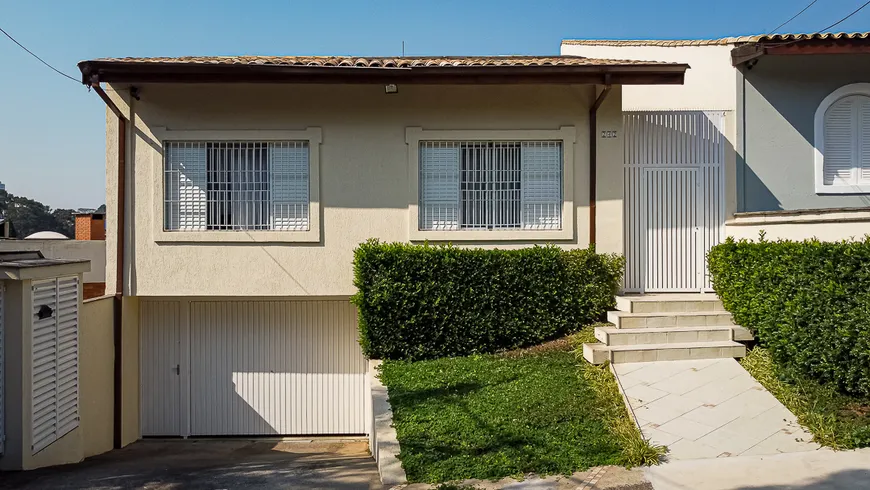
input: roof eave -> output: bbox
[78,61,688,86]
[731,38,870,66]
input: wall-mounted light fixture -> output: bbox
[385,84,398,94]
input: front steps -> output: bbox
[583,294,751,364]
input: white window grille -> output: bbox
[419,141,562,230]
[31,276,79,454]
[164,141,309,231]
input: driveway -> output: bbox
[0,439,382,489]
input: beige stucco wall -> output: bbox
[0,240,105,284]
[79,295,115,458]
[561,43,740,220]
[726,209,870,241]
[560,44,736,111]
[120,295,140,446]
[104,83,624,297]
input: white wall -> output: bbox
[561,43,737,111]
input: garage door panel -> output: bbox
[189,300,366,436]
[140,301,182,437]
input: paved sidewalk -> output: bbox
[613,358,819,461]
[645,447,870,489]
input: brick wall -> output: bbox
[83,282,107,300]
[75,214,106,241]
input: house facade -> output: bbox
[78,56,686,444]
[563,32,870,291]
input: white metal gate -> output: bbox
[140,299,367,437]
[624,111,726,293]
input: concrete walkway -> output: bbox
[645,447,870,489]
[613,358,819,460]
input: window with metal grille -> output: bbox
[164,141,309,231]
[419,141,562,230]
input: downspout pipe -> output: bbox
[589,81,612,247]
[88,81,127,449]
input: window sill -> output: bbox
[409,228,573,242]
[154,229,320,243]
[815,184,870,195]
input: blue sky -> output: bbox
[1,0,868,208]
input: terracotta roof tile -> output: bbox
[86,55,681,67]
[562,31,870,47]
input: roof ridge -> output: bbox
[562,31,870,47]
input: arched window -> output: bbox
[814,83,870,193]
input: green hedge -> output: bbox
[352,240,624,361]
[709,235,870,397]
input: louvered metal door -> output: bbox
[140,299,367,437]
[31,277,79,453]
[624,111,725,293]
[140,301,182,436]
[188,300,366,436]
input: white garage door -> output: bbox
[140,299,367,437]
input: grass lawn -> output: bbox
[379,333,660,483]
[741,347,870,449]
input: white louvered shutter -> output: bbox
[31,276,79,454]
[521,142,562,230]
[824,96,859,185]
[419,143,460,230]
[270,142,310,231]
[859,97,870,185]
[0,283,5,454]
[164,143,207,231]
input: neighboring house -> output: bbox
[563,32,870,293]
[0,213,107,299]
[75,54,687,444]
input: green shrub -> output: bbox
[709,236,870,397]
[352,240,624,361]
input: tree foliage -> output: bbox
[0,189,103,239]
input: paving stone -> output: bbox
[649,368,719,395]
[679,372,758,406]
[623,384,670,407]
[641,393,705,417]
[657,417,719,441]
[713,387,781,419]
[615,372,647,389]
[680,404,743,429]
[663,438,723,461]
[632,404,686,426]
[643,427,683,447]
[694,426,772,455]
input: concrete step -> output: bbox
[582,340,746,365]
[594,325,753,346]
[606,310,736,329]
[615,294,726,314]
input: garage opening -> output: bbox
[140,299,367,437]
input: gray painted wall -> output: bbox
[739,54,870,212]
